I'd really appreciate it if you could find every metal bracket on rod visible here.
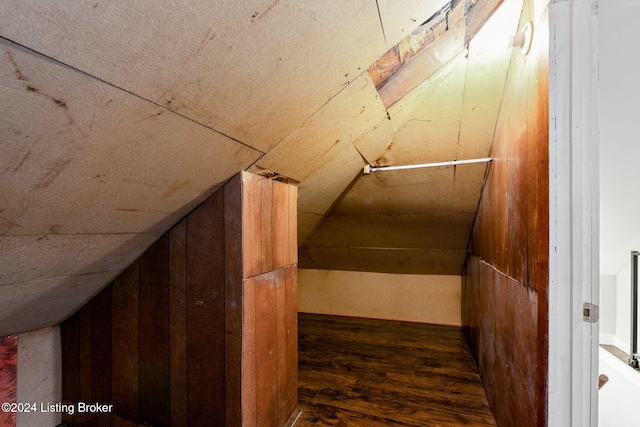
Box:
[630,251,640,369]
[363,157,492,174]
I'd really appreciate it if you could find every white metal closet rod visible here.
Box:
[363,157,492,174]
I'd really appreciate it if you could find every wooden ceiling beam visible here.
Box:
[371,0,505,109]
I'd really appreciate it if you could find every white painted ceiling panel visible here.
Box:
[388,52,468,134]
[299,2,521,275]
[297,144,364,216]
[305,213,475,249]
[256,73,388,182]
[351,115,396,165]
[0,271,120,337]
[452,163,490,214]
[376,0,451,48]
[297,212,325,247]
[302,246,468,275]
[456,0,524,160]
[387,119,460,166]
[1,201,206,236]
[1,41,260,235]
[0,0,524,333]
[0,0,388,151]
[0,233,160,286]
[333,168,455,215]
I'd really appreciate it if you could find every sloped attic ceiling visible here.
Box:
[299,0,524,274]
[0,0,522,336]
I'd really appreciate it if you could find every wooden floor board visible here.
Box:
[296,314,496,426]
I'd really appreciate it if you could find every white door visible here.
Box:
[548,0,600,426]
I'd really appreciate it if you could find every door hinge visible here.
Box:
[583,302,599,323]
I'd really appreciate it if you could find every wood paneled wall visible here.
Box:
[0,335,17,427]
[61,171,298,427]
[462,5,549,427]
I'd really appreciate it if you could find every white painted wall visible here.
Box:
[598,1,640,424]
[599,275,617,338]
[16,326,62,427]
[599,272,632,352]
[599,346,640,426]
[599,0,640,277]
[615,265,633,353]
[598,0,640,353]
[298,269,461,326]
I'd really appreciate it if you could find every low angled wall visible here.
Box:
[299,269,461,326]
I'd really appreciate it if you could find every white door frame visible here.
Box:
[548,0,600,426]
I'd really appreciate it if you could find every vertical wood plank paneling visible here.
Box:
[110,414,138,427]
[505,59,530,283]
[462,6,549,427]
[241,278,257,427]
[275,267,288,423]
[526,60,542,292]
[472,166,493,264]
[78,302,96,426]
[468,256,537,427]
[91,286,112,427]
[111,261,139,421]
[61,311,81,404]
[243,172,263,278]
[223,173,244,426]
[489,129,508,271]
[261,178,274,273]
[243,266,297,427]
[289,184,298,265]
[61,171,298,427]
[79,303,92,402]
[0,336,17,427]
[187,190,226,427]
[272,180,289,269]
[61,400,74,426]
[139,236,171,427]
[254,272,278,427]
[284,266,298,419]
[169,220,188,427]
[532,11,550,426]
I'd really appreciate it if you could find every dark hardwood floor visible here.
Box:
[296,314,496,427]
